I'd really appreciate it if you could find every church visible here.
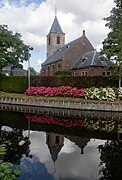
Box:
[41,14,112,76]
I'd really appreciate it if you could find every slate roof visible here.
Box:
[72,50,113,69]
[42,37,79,66]
[48,145,63,162]
[48,16,65,35]
[2,67,27,75]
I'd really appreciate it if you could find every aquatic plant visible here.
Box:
[0,144,21,180]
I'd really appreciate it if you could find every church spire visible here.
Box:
[46,9,65,58]
[48,16,65,35]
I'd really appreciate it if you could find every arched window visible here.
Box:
[52,64,55,70]
[48,37,50,45]
[47,66,50,76]
[57,36,60,44]
[56,136,59,144]
[58,62,61,69]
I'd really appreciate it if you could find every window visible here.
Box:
[47,135,50,143]
[57,36,60,44]
[52,64,55,70]
[73,72,77,76]
[103,71,106,76]
[66,45,70,48]
[81,71,87,76]
[107,71,111,76]
[58,63,61,69]
[57,49,61,52]
[103,71,111,76]
[56,136,59,144]
[48,37,50,45]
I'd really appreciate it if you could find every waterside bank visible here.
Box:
[0,94,122,112]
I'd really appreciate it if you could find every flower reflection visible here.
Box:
[26,114,85,128]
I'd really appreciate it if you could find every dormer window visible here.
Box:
[57,36,60,44]
[57,49,61,52]
[82,56,87,61]
[66,45,70,48]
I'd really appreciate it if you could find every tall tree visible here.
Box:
[29,66,37,75]
[102,0,122,87]
[0,25,32,75]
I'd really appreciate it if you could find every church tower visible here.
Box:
[46,132,64,172]
[46,13,65,58]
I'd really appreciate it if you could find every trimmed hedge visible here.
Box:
[0,75,119,93]
[0,76,28,93]
[31,75,119,88]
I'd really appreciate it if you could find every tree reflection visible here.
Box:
[98,140,122,180]
[0,127,31,164]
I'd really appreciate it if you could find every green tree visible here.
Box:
[54,69,72,76]
[29,66,37,75]
[0,25,31,75]
[102,0,122,87]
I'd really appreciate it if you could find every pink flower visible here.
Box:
[25,86,85,98]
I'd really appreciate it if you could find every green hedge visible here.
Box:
[0,76,28,93]
[0,75,119,93]
[31,75,119,88]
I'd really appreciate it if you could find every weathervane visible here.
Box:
[55,4,57,17]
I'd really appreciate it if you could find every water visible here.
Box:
[0,104,122,180]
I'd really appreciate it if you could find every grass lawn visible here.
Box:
[0,91,121,104]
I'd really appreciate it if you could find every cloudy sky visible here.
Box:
[0,0,114,72]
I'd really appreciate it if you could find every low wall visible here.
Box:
[1,103,122,120]
[0,97,122,112]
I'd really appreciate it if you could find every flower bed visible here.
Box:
[26,114,85,128]
[25,86,122,101]
[25,86,85,98]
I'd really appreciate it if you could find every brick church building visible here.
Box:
[41,15,112,76]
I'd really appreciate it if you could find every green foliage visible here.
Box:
[29,66,37,75]
[0,144,21,180]
[0,75,119,93]
[31,76,119,88]
[0,76,28,93]
[102,0,122,87]
[0,25,31,73]
[102,0,122,59]
[98,140,122,180]
[0,145,6,156]
[54,70,72,76]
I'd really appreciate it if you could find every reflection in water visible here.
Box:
[46,132,64,173]
[0,126,30,164]
[98,140,122,180]
[0,108,122,179]
[21,131,102,180]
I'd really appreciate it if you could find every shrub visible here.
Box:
[0,144,21,179]
[85,87,116,101]
[0,76,28,93]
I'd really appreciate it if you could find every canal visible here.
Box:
[0,104,122,180]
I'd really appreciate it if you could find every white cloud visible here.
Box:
[37,58,43,66]
[0,0,114,71]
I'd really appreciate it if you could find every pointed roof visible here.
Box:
[48,16,65,35]
[48,145,63,163]
[72,50,113,69]
[42,33,94,66]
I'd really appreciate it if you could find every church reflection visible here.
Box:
[1,108,122,180]
[66,135,90,154]
[46,132,64,164]
[46,131,90,167]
